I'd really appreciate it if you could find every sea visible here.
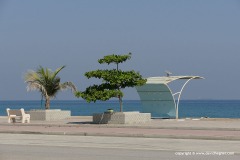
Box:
[1,100,240,118]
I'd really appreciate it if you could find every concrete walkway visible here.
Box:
[1,116,240,140]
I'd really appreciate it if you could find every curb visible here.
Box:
[1,123,240,131]
[1,130,240,141]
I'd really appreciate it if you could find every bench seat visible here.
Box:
[6,108,30,123]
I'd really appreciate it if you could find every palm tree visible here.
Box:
[24,66,77,109]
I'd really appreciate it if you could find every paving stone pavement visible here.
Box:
[1,116,240,140]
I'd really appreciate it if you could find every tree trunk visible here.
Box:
[119,95,123,112]
[45,96,50,109]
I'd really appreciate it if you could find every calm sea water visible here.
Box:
[1,100,240,118]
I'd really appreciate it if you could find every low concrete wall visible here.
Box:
[27,109,71,121]
[93,111,151,124]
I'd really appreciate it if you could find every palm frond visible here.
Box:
[60,82,77,93]
[52,66,65,80]
[24,66,75,109]
[26,81,48,97]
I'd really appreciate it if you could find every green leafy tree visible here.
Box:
[24,66,77,109]
[76,53,146,112]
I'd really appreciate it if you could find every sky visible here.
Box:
[0,0,240,100]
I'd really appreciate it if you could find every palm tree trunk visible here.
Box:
[45,96,50,109]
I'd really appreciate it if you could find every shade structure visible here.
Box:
[135,76,203,119]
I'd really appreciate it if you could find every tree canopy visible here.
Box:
[98,53,131,65]
[76,53,146,112]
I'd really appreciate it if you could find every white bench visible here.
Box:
[6,108,30,123]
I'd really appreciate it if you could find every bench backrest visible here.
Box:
[6,108,25,116]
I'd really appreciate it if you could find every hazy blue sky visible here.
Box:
[0,0,240,100]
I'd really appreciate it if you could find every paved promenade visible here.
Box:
[1,116,240,159]
[1,116,240,140]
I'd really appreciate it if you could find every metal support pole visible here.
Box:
[175,77,195,119]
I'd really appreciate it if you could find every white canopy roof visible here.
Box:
[146,76,204,84]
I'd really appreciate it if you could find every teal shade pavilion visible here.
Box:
[136,76,204,119]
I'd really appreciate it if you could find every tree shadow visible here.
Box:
[67,121,93,124]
